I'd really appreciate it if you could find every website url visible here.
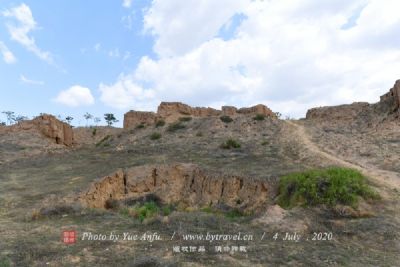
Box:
[181,232,253,243]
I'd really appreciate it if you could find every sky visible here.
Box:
[0,0,400,126]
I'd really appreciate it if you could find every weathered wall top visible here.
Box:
[124,102,276,128]
[380,79,400,112]
[7,114,74,146]
[306,79,400,121]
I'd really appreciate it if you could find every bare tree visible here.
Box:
[94,117,101,126]
[2,111,16,125]
[84,112,93,126]
[15,115,28,123]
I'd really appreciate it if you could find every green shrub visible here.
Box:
[92,128,97,136]
[135,201,159,222]
[220,115,233,123]
[179,116,192,122]
[261,140,269,146]
[253,114,266,121]
[277,167,379,208]
[95,135,112,147]
[167,122,186,132]
[220,138,241,149]
[149,132,161,140]
[136,123,146,129]
[196,132,203,137]
[155,120,166,127]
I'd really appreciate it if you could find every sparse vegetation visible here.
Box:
[155,119,165,127]
[253,114,266,121]
[15,115,28,123]
[196,132,203,137]
[136,123,146,129]
[84,112,93,126]
[149,132,161,140]
[179,116,192,122]
[220,115,233,123]
[92,128,97,136]
[167,122,186,132]
[0,256,11,267]
[96,135,112,147]
[2,111,15,125]
[261,140,269,146]
[225,208,245,220]
[118,201,174,222]
[161,205,173,216]
[277,167,379,208]
[200,206,213,213]
[220,138,241,149]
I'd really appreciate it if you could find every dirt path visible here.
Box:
[285,120,400,193]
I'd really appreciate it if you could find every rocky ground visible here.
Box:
[0,110,399,266]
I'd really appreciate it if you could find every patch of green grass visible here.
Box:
[220,139,241,149]
[179,116,192,122]
[253,114,266,121]
[200,206,214,213]
[225,209,245,220]
[277,167,379,208]
[95,135,112,147]
[155,120,165,127]
[167,122,186,132]
[220,115,233,123]
[119,207,130,217]
[149,132,161,140]
[0,256,11,267]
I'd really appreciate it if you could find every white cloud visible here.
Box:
[3,3,53,64]
[122,0,133,8]
[143,0,249,56]
[101,0,400,117]
[99,74,157,110]
[20,74,44,85]
[94,43,101,52]
[108,48,120,58]
[0,41,16,64]
[54,85,95,107]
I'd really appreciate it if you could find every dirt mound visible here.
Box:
[306,79,400,124]
[1,114,73,146]
[79,163,271,212]
[306,102,370,121]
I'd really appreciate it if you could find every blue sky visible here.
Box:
[1,0,400,126]
[0,0,153,126]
